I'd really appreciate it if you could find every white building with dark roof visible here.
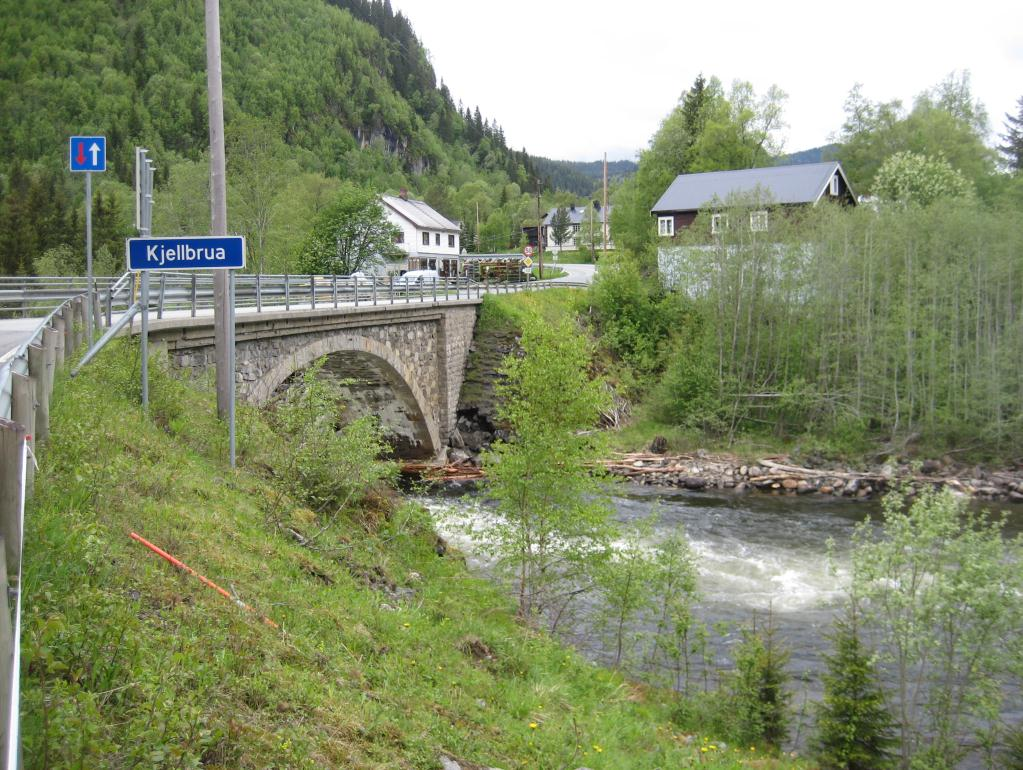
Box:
[381,190,460,275]
[539,202,613,253]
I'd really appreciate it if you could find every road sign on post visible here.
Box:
[126,236,246,271]
[69,136,106,172]
[523,245,534,258]
[69,135,106,343]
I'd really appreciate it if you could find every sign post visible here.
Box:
[126,235,245,460]
[69,135,106,342]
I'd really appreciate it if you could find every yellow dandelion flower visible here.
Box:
[529,722,538,729]
[593,745,603,753]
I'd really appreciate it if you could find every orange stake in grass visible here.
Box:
[129,531,279,629]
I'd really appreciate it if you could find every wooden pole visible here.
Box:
[536,182,543,281]
[42,327,58,398]
[28,344,48,444]
[53,316,66,368]
[10,373,34,498]
[205,0,231,423]
[0,418,25,584]
[61,304,73,359]
[602,152,608,256]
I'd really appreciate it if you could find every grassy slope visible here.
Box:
[20,340,801,769]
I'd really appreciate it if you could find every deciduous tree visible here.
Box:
[482,316,612,626]
[851,488,1023,769]
[297,184,402,275]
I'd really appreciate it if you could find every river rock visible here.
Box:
[449,448,472,465]
[920,458,943,474]
[820,485,833,495]
[797,480,815,494]
[739,465,748,476]
[782,478,799,490]
[1009,491,1023,503]
[683,476,707,490]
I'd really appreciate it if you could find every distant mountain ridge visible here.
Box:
[531,157,638,196]
[776,144,841,166]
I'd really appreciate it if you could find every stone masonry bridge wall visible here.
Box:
[143,301,480,458]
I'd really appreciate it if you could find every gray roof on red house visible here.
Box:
[382,194,460,231]
[650,161,854,213]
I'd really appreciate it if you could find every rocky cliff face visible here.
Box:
[446,324,519,465]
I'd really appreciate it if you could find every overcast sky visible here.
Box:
[390,0,1023,163]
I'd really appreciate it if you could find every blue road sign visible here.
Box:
[126,236,246,271]
[69,136,106,172]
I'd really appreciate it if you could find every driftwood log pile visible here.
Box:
[401,461,485,483]
[601,452,1023,503]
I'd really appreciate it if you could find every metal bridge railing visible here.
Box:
[0,285,95,770]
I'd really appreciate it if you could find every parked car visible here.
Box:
[395,269,440,286]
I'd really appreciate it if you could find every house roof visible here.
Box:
[650,162,853,213]
[382,194,460,232]
[543,204,612,226]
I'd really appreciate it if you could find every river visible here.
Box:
[420,482,1023,764]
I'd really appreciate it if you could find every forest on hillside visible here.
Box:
[0,0,591,275]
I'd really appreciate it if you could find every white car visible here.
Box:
[395,269,440,285]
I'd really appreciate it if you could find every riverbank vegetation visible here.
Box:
[22,341,807,769]
[597,72,1023,466]
[468,290,1023,768]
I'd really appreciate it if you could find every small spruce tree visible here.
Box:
[728,610,791,751]
[812,601,895,770]
[549,205,572,253]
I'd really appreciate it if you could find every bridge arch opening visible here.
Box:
[250,334,441,460]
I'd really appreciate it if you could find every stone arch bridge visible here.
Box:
[145,299,481,458]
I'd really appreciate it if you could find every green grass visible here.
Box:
[21,340,808,769]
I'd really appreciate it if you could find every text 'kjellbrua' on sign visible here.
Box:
[126,236,246,271]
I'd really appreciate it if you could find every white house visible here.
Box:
[540,202,613,253]
[381,190,461,276]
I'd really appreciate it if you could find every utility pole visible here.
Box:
[475,201,480,254]
[602,153,609,256]
[589,203,595,261]
[204,0,236,465]
[536,182,543,280]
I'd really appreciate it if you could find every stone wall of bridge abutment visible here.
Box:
[141,299,481,457]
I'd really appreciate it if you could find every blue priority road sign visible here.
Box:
[126,236,246,271]
[69,136,106,172]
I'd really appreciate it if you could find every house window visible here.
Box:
[434,233,441,246]
[830,175,840,196]
[711,213,727,234]
[422,231,430,246]
[657,216,674,237]
[394,231,404,245]
[448,234,455,248]
[750,210,769,232]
